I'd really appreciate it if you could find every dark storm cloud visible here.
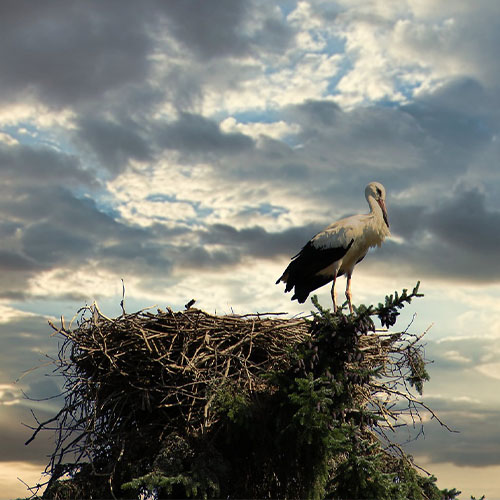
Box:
[402,82,493,158]
[161,0,294,60]
[170,224,320,270]
[73,111,258,175]
[287,97,427,157]
[387,204,426,241]
[21,222,94,267]
[0,0,293,114]
[370,186,500,283]
[207,136,311,188]
[146,223,321,273]
[415,77,494,119]
[254,16,296,54]
[385,337,500,468]
[287,99,343,130]
[0,0,155,107]
[0,142,93,187]
[200,223,324,259]
[284,77,495,193]
[161,0,250,59]
[0,183,173,299]
[156,113,255,154]
[400,402,500,467]
[0,404,54,464]
[177,245,241,270]
[0,313,58,383]
[75,116,152,173]
[0,250,38,272]
[100,240,173,278]
[427,187,500,255]
[0,185,122,239]
[0,140,109,296]
[401,381,500,468]
[112,222,327,275]
[0,300,77,467]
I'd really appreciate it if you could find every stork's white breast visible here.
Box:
[312,213,388,274]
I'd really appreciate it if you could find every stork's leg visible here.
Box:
[331,271,338,312]
[345,273,353,314]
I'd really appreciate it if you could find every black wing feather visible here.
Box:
[277,238,354,303]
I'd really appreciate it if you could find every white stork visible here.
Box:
[276,182,390,313]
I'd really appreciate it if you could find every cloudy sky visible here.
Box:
[1,0,500,497]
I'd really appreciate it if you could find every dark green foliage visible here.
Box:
[376,281,424,328]
[407,347,431,395]
[440,488,462,499]
[330,427,399,499]
[121,433,225,499]
[33,283,465,499]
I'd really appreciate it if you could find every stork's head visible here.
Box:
[365,182,389,228]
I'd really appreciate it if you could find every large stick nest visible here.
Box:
[27,296,442,496]
[30,306,313,489]
[63,306,310,431]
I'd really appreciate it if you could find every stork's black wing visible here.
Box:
[276,239,354,303]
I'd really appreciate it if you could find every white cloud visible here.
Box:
[220,117,300,141]
[332,11,440,106]
[476,363,500,380]
[0,304,49,324]
[424,285,500,341]
[287,1,325,31]
[335,0,410,19]
[0,101,75,129]
[0,132,18,145]
[200,52,342,115]
[0,383,21,406]
[107,159,211,228]
[106,155,310,233]
[316,0,500,107]
[442,350,471,364]
[169,258,308,316]
[27,266,124,302]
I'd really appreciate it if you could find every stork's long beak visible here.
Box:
[378,199,389,228]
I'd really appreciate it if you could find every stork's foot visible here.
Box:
[345,294,353,313]
[332,298,338,313]
[345,274,353,314]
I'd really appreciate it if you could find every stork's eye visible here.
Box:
[376,187,382,197]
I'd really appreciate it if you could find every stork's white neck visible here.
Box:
[367,195,381,216]
[367,195,390,233]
